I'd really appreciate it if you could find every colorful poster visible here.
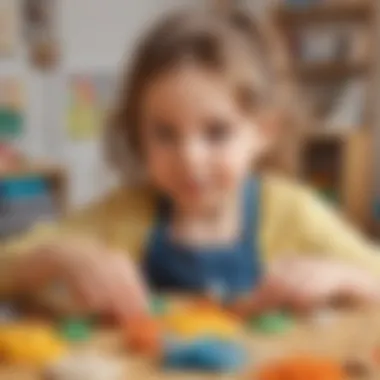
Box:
[0,0,18,56]
[67,74,114,141]
[0,78,24,140]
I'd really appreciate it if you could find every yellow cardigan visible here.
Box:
[1,175,379,295]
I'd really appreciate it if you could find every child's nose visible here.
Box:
[178,139,207,170]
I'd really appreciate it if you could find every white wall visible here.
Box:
[44,0,204,207]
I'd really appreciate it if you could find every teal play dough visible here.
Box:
[250,311,293,334]
[163,338,246,372]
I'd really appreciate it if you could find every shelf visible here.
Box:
[295,61,369,81]
[0,164,67,213]
[306,129,357,142]
[275,2,373,26]
[0,164,64,180]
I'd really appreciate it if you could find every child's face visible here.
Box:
[140,64,271,208]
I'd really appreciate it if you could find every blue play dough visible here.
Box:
[163,338,246,372]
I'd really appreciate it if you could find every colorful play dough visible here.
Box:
[125,316,163,357]
[257,356,345,380]
[0,323,67,367]
[163,338,246,372]
[250,312,293,334]
[59,318,92,342]
[163,305,240,340]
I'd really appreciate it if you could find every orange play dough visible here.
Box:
[257,356,345,380]
[125,316,163,357]
[163,303,240,340]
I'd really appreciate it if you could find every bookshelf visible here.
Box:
[215,0,376,231]
[0,164,67,239]
[271,1,377,232]
[274,1,372,25]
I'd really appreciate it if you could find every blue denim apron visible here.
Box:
[143,178,262,296]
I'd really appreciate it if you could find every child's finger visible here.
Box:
[65,251,112,312]
[249,276,289,314]
[103,253,149,322]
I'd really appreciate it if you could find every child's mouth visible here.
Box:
[181,179,206,196]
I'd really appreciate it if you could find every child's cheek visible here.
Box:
[216,145,254,189]
[146,151,175,191]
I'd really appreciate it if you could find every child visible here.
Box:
[2,8,380,321]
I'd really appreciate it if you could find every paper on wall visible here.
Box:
[67,74,114,141]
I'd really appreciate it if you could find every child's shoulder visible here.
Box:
[95,182,157,212]
[261,173,311,201]
[260,173,318,219]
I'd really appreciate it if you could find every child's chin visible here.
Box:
[181,192,219,207]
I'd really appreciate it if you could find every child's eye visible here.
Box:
[152,123,178,144]
[204,120,233,143]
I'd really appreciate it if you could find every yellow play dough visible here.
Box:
[163,305,240,340]
[0,323,67,367]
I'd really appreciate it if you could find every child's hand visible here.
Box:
[14,238,148,321]
[251,257,380,313]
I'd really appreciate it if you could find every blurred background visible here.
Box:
[0,0,379,241]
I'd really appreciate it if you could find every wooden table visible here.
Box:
[1,308,379,380]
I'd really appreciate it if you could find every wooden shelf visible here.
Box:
[275,2,373,26]
[0,164,67,214]
[0,164,64,180]
[295,61,369,81]
[306,129,352,142]
[270,0,376,232]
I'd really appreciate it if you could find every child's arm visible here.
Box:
[0,191,119,293]
[0,187,153,317]
[295,185,380,276]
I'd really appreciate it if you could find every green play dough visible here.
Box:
[150,295,167,316]
[59,318,92,341]
[250,312,293,334]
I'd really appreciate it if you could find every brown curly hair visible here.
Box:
[106,7,304,177]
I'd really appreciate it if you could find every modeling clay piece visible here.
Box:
[125,316,162,357]
[163,338,245,372]
[257,356,345,380]
[45,352,124,380]
[251,312,293,334]
[0,324,66,367]
[59,318,92,342]
[164,305,240,340]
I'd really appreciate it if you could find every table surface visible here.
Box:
[1,307,380,380]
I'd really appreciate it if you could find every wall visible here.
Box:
[41,0,204,207]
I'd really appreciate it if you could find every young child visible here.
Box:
[2,8,380,321]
